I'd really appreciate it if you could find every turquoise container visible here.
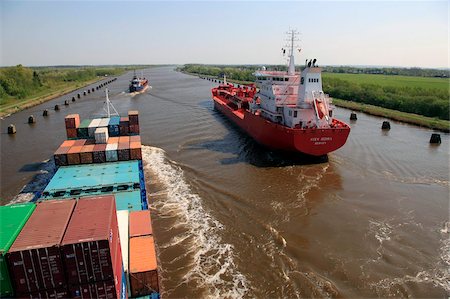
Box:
[115,190,143,212]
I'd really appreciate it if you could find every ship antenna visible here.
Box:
[286,29,299,75]
[104,88,119,117]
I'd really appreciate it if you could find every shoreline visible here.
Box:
[181,70,450,133]
[0,77,112,119]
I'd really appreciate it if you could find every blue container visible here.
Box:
[120,264,127,299]
[41,161,141,199]
[115,190,143,211]
[108,116,120,137]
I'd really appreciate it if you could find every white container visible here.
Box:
[117,210,129,273]
[105,143,118,161]
[98,117,110,128]
[94,127,109,144]
[88,118,102,137]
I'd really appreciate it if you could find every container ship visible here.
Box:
[1,94,159,298]
[129,73,149,93]
[211,30,350,157]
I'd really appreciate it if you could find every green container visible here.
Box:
[0,203,36,297]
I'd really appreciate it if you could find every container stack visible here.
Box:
[6,200,76,298]
[65,114,80,139]
[3,109,159,298]
[61,196,125,299]
[129,210,159,297]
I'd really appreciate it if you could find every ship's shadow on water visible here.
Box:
[194,101,328,167]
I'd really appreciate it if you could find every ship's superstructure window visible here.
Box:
[294,111,298,117]
[301,77,304,84]
[308,78,320,83]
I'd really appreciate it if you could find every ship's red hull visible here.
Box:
[213,95,350,156]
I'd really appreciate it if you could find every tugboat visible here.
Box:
[212,30,350,157]
[129,71,149,93]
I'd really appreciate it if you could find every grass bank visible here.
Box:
[0,77,107,118]
[332,98,449,132]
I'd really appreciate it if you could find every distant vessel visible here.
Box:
[212,30,350,156]
[129,71,149,93]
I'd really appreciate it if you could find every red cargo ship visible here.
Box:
[212,30,350,157]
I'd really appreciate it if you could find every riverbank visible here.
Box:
[0,77,110,118]
[182,71,449,133]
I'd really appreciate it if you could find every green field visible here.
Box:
[323,73,449,91]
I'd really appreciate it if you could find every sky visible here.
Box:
[0,1,448,68]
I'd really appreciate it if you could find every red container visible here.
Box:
[67,145,83,165]
[129,124,140,135]
[93,144,107,163]
[61,195,122,299]
[66,128,78,139]
[80,144,95,164]
[69,281,115,298]
[119,117,129,136]
[54,145,70,166]
[27,288,69,299]
[128,111,139,125]
[129,210,153,238]
[129,142,142,160]
[65,114,80,129]
[7,200,76,294]
[117,143,130,161]
[129,236,159,296]
[129,135,141,143]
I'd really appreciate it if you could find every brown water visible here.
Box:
[1,67,449,298]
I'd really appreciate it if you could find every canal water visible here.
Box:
[1,67,448,298]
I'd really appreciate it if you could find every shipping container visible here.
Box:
[118,143,130,161]
[62,140,77,147]
[0,203,36,297]
[61,196,122,299]
[69,280,116,299]
[117,210,129,275]
[95,127,109,144]
[106,143,119,162]
[54,145,70,166]
[130,142,142,160]
[74,139,87,147]
[66,128,78,139]
[65,114,80,129]
[128,111,139,125]
[129,236,159,297]
[42,161,141,200]
[88,118,102,137]
[80,144,95,164]
[98,117,111,128]
[26,288,69,299]
[77,119,92,139]
[118,136,130,143]
[115,191,143,212]
[129,135,141,143]
[108,137,120,144]
[108,116,121,137]
[129,210,153,238]
[93,144,107,163]
[7,200,76,294]
[67,145,83,165]
[119,117,129,135]
[129,124,140,135]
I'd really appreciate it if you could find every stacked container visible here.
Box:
[0,203,36,297]
[128,111,139,135]
[128,210,159,297]
[119,117,130,135]
[88,119,102,137]
[95,127,109,144]
[108,116,121,137]
[117,210,130,297]
[65,114,80,139]
[77,119,92,139]
[61,196,124,299]
[6,200,75,297]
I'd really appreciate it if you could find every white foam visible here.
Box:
[142,145,248,298]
